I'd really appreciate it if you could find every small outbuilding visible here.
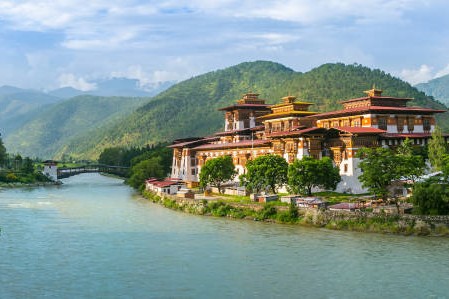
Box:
[296,197,326,209]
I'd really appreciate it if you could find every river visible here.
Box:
[0,173,448,298]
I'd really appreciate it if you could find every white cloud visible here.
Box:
[399,63,449,85]
[58,73,96,91]
[434,64,449,79]
[186,0,422,24]
[253,33,298,45]
[62,30,138,50]
[400,65,433,85]
[110,65,152,88]
[0,0,447,90]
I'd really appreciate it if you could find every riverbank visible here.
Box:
[0,180,61,188]
[142,190,449,237]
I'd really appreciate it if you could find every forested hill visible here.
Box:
[21,61,449,160]
[4,95,147,158]
[416,74,449,106]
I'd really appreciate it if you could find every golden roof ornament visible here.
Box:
[363,84,383,97]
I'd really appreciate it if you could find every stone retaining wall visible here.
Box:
[148,191,449,234]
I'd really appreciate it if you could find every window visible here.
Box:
[352,119,361,127]
[407,118,414,132]
[423,118,431,132]
[397,122,404,133]
[378,118,387,130]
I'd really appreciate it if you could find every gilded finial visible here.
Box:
[364,84,382,97]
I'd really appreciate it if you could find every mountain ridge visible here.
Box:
[53,61,448,160]
[415,74,449,106]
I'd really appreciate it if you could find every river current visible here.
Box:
[0,173,448,298]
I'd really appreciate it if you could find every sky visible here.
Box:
[0,0,448,91]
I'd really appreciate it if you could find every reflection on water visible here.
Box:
[0,173,448,298]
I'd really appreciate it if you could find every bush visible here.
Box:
[5,173,18,182]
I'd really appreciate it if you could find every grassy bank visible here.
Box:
[142,191,449,237]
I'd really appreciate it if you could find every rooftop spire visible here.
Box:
[363,85,383,97]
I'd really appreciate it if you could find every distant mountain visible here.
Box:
[53,61,448,160]
[0,87,61,135]
[4,95,147,159]
[48,78,175,98]
[415,74,449,105]
[0,85,30,96]
[0,78,173,140]
[48,87,85,99]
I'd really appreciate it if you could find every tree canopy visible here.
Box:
[287,156,340,196]
[199,156,237,193]
[357,146,426,199]
[411,177,449,215]
[395,138,426,183]
[0,137,7,167]
[428,126,448,171]
[127,157,165,189]
[240,154,288,194]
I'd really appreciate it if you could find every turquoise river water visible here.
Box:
[0,173,449,298]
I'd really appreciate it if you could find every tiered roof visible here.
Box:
[193,139,271,150]
[258,95,318,120]
[313,88,446,119]
[218,93,271,111]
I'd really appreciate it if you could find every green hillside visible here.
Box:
[4,95,147,158]
[0,90,61,135]
[56,61,448,160]
[5,61,447,160]
[416,74,449,105]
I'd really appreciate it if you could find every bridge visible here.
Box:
[57,165,130,179]
[43,162,129,180]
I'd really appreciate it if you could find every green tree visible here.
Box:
[240,154,288,194]
[199,156,237,193]
[21,157,35,174]
[0,137,6,167]
[98,147,125,166]
[411,178,449,215]
[287,156,340,196]
[442,154,449,178]
[428,126,448,171]
[127,157,165,189]
[396,138,426,183]
[357,147,399,199]
[396,138,414,156]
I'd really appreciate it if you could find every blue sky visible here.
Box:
[0,0,448,90]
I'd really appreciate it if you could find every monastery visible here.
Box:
[169,88,446,193]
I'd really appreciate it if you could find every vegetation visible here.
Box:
[287,156,340,196]
[142,190,449,236]
[357,147,426,200]
[127,157,165,189]
[4,95,146,159]
[20,61,447,160]
[411,177,449,215]
[98,144,171,169]
[395,138,426,183]
[240,154,288,194]
[416,73,449,105]
[428,126,448,171]
[0,137,51,185]
[199,156,237,193]
[96,144,172,189]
